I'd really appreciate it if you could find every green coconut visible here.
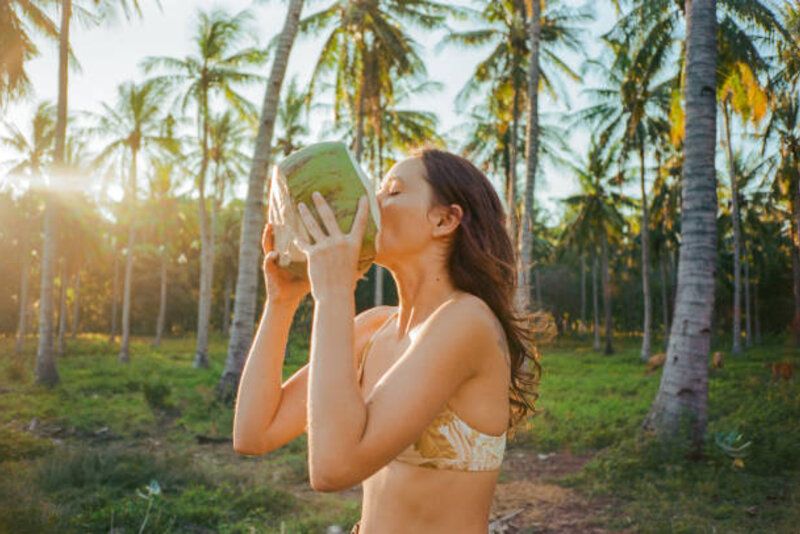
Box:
[267,141,381,281]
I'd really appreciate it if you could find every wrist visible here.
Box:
[313,288,355,305]
[267,294,303,309]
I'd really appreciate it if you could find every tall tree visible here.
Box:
[142,7,267,368]
[560,139,633,354]
[36,0,152,385]
[642,0,718,451]
[273,77,308,157]
[217,0,305,403]
[92,79,169,362]
[442,0,587,259]
[1,102,54,354]
[187,110,249,359]
[573,33,674,362]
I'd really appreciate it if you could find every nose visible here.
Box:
[375,187,387,209]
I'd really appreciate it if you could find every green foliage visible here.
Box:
[142,376,173,411]
[1,329,798,532]
[536,338,800,533]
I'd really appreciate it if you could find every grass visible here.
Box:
[0,331,798,533]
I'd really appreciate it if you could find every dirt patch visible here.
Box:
[489,448,626,533]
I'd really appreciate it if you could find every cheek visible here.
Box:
[378,202,430,252]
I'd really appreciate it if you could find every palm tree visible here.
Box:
[561,140,633,354]
[573,33,674,362]
[642,0,718,451]
[0,1,59,106]
[91,79,169,363]
[147,158,181,347]
[1,102,54,355]
[649,147,682,350]
[218,0,305,403]
[36,0,152,386]
[761,90,799,345]
[274,77,308,157]
[519,0,592,312]
[441,0,587,263]
[141,7,268,368]
[186,110,250,360]
[718,51,769,355]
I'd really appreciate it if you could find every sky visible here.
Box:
[1,0,617,218]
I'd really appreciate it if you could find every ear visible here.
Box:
[431,203,463,239]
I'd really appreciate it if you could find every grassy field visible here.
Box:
[0,332,798,533]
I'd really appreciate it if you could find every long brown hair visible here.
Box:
[414,146,549,439]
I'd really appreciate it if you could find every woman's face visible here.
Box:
[373,156,459,266]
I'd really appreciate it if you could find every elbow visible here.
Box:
[309,463,353,493]
[232,434,267,456]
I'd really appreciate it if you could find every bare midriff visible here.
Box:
[357,459,499,533]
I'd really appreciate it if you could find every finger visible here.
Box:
[264,251,278,267]
[312,191,343,237]
[292,236,310,255]
[297,201,326,243]
[266,223,274,250]
[348,196,369,241]
[261,223,269,254]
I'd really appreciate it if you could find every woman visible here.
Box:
[233,148,542,533]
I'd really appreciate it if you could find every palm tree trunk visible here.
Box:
[218,0,304,403]
[517,0,541,313]
[154,250,168,347]
[580,253,587,329]
[36,0,71,387]
[660,251,671,351]
[639,142,652,362]
[70,271,80,338]
[602,235,614,355]
[592,253,601,351]
[15,239,31,355]
[56,259,67,357]
[509,83,520,250]
[222,270,232,336]
[754,275,761,344]
[743,247,752,348]
[642,0,717,452]
[722,101,742,354]
[109,239,120,342]
[534,268,542,307]
[194,148,213,368]
[118,148,138,363]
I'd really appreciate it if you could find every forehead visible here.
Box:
[381,156,426,187]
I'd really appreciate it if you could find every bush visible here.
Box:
[143,378,172,411]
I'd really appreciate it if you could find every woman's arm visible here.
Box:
[232,294,302,455]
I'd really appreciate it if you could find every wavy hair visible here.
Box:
[413,146,550,439]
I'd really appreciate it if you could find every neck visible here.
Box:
[384,257,461,340]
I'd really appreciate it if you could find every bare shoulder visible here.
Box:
[450,293,511,369]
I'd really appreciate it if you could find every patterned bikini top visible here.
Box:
[357,310,506,472]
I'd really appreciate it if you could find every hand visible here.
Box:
[293,191,371,302]
[262,221,311,304]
